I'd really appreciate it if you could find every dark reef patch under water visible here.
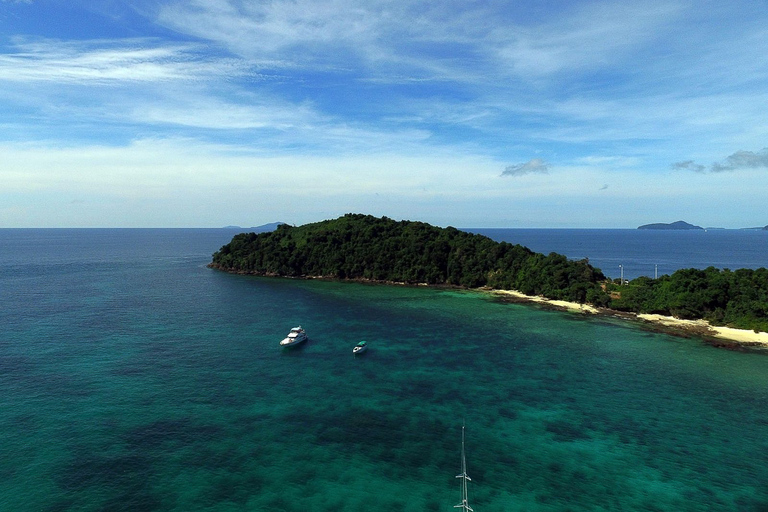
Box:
[2,229,768,511]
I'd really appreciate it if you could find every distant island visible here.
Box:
[223,222,285,232]
[210,214,768,339]
[638,221,768,230]
[638,221,703,230]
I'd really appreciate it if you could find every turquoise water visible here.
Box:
[2,230,768,511]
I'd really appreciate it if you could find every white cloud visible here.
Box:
[3,0,768,227]
[711,149,768,172]
[157,0,684,79]
[674,148,768,173]
[154,0,687,84]
[1,136,536,226]
[156,0,384,67]
[575,155,641,167]
[493,1,684,77]
[3,137,768,228]
[128,94,318,130]
[0,38,247,84]
[501,158,551,177]
[0,137,501,198]
[671,160,706,173]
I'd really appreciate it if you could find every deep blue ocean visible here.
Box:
[472,228,768,280]
[2,228,768,511]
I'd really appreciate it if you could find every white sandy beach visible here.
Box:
[491,289,768,346]
[637,314,768,346]
[492,289,600,314]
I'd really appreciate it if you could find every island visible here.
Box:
[210,214,607,304]
[210,214,768,344]
[223,222,285,232]
[638,221,704,230]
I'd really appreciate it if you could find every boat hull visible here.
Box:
[280,327,308,348]
[280,334,308,347]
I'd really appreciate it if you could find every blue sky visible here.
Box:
[1,0,767,227]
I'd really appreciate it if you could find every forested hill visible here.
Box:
[210,214,608,304]
[211,214,768,333]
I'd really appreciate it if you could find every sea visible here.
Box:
[1,228,768,512]
[469,228,768,280]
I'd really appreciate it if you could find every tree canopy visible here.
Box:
[607,267,768,332]
[210,213,768,333]
[210,213,608,304]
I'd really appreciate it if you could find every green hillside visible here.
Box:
[607,268,768,332]
[210,213,608,304]
[211,213,768,334]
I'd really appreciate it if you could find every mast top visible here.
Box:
[454,424,474,511]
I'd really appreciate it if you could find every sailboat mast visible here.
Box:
[454,424,474,511]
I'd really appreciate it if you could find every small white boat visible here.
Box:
[353,340,368,354]
[280,326,308,347]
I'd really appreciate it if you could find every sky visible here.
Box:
[1,0,767,228]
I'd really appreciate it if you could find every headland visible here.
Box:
[491,288,768,348]
[211,214,768,349]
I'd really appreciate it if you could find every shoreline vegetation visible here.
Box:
[490,289,768,348]
[209,214,768,349]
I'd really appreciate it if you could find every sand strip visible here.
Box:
[638,314,768,346]
[491,289,599,314]
[489,289,768,347]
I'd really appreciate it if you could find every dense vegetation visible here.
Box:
[607,268,768,332]
[211,213,768,334]
[210,214,608,304]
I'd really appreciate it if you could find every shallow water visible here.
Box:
[1,229,767,511]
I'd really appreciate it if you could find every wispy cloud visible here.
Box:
[671,160,706,173]
[154,0,686,83]
[0,137,503,203]
[501,158,550,177]
[673,148,768,173]
[0,38,246,84]
[494,1,684,77]
[156,0,390,68]
[127,94,319,130]
[3,0,768,227]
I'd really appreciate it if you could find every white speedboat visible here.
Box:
[280,326,308,347]
[353,340,368,354]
